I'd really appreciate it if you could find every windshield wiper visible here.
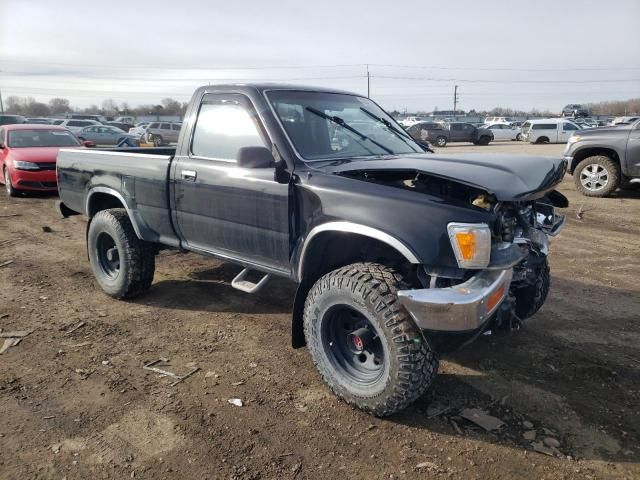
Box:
[359,107,419,151]
[305,106,393,155]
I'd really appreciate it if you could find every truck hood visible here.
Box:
[577,126,631,135]
[316,153,568,201]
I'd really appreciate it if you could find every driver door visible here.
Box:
[172,93,291,273]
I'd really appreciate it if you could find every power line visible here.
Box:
[2,57,639,72]
[373,75,640,84]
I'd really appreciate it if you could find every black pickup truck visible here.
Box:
[57,84,567,416]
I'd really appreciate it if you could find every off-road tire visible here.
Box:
[573,155,620,197]
[303,262,438,417]
[435,136,447,147]
[514,257,550,319]
[87,208,155,299]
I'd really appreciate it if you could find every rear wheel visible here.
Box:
[152,135,163,147]
[516,133,522,141]
[573,155,620,197]
[535,136,549,144]
[303,262,438,417]
[479,135,491,145]
[87,208,155,299]
[4,167,18,197]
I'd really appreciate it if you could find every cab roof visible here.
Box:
[195,83,360,97]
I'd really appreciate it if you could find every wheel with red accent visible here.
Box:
[303,262,438,417]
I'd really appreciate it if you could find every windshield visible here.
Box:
[8,129,81,148]
[267,90,423,161]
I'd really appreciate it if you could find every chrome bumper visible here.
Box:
[397,269,513,332]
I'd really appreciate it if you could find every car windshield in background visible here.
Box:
[267,90,422,161]
[8,129,81,148]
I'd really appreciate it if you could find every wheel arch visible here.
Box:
[291,223,420,348]
[569,147,620,174]
[86,187,144,240]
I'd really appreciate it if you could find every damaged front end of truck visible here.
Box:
[329,157,568,350]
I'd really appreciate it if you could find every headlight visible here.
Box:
[447,223,491,269]
[13,161,40,171]
[568,135,581,144]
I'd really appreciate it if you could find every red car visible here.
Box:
[0,124,83,196]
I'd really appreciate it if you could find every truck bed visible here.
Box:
[57,147,180,247]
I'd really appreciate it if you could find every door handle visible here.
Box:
[181,170,197,181]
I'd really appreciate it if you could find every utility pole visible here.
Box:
[0,88,4,113]
[453,85,459,116]
[366,64,370,98]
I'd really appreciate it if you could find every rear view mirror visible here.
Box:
[237,146,275,168]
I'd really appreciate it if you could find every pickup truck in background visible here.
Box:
[564,119,640,197]
[406,121,493,147]
[56,84,567,416]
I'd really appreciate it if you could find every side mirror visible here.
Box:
[83,140,95,148]
[237,146,275,168]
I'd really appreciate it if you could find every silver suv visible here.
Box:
[145,122,182,145]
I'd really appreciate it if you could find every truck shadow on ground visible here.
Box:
[140,262,296,315]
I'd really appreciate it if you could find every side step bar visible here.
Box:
[231,268,270,294]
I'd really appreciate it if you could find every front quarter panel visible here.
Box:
[293,170,492,273]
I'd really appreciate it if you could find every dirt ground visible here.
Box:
[1,142,638,480]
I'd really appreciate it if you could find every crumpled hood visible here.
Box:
[317,153,568,201]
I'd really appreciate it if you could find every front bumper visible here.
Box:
[10,168,58,191]
[397,268,513,332]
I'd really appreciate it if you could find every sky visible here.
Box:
[0,0,639,113]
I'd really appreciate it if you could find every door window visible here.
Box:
[563,122,579,131]
[191,95,265,161]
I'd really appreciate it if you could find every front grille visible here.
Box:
[17,181,57,189]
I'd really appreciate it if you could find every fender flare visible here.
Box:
[85,186,145,239]
[296,221,420,282]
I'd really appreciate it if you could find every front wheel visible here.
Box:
[435,136,447,147]
[573,156,620,197]
[516,133,522,141]
[87,208,155,299]
[4,167,18,197]
[303,263,438,417]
